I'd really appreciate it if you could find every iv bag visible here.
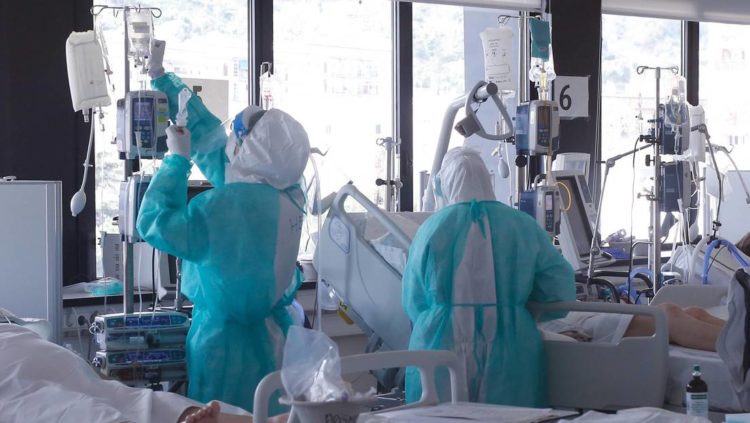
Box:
[66,31,111,112]
[480,27,514,93]
[125,8,154,65]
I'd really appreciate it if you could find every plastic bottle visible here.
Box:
[686,365,709,418]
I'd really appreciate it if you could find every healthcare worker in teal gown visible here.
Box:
[137,40,310,412]
[403,147,575,407]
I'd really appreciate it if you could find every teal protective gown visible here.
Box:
[137,73,305,412]
[402,200,575,407]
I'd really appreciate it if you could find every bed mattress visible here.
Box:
[666,345,742,412]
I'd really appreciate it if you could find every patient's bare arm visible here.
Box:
[178,401,289,423]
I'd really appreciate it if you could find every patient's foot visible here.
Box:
[182,401,221,423]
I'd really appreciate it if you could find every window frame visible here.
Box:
[90,1,709,279]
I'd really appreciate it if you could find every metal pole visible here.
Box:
[588,164,610,279]
[517,12,530,201]
[385,138,394,212]
[122,7,135,315]
[651,69,663,291]
[174,258,184,312]
[702,166,710,237]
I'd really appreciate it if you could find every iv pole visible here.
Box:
[91,5,162,314]
[635,65,679,291]
[587,144,652,279]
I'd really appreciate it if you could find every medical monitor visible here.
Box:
[553,153,590,181]
[555,174,594,258]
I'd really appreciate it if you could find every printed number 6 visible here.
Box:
[560,84,572,111]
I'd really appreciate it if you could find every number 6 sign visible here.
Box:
[552,76,589,119]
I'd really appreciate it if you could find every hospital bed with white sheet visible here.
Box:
[315,184,679,410]
[315,184,430,355]
[539,284,746,414]
[650,284,745,413]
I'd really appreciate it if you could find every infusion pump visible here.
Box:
[117,90,169,160]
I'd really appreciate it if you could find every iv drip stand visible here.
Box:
[636,65,678,292]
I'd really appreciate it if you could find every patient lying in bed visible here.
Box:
[540,303,726,352]
[0,325,287,423]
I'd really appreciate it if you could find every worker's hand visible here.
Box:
[147,39,166,79]
[166,125,191,159]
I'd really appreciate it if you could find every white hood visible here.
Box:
[434,147,495,209]
[225,107,310,190]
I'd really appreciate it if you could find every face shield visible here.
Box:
[224,105,265,163]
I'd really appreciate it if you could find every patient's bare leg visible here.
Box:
[178,401,289,423]
[684,306,726,328]
[625,304,721,352]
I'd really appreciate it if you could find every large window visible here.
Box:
[699,22,750,169]
[699,22,750,241]
[412,5,520,210]
[94,1,248,275]
[412,4,465,209]
[600,15,682,238]
[274,0,393,209]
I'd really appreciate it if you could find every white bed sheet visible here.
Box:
[0,325,251,422]
[0,325,197,423]
[666,345,742,412]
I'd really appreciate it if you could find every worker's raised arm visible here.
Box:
[136,152,208,263]
[148,40,227,187]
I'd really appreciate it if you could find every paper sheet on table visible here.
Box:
[357,402,578,423]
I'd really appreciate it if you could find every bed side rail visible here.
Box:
[528,301,669,411]
[331,184,412,250]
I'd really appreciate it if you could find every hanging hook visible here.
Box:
[636,65,679,75]
[497,13,543,26]
[90,5,107,16]
[498,15,512,26]
[89,4,162,19]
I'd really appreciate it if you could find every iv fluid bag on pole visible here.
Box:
[125,8,154,65]
[66,31,111,112]
[480,27,515,93]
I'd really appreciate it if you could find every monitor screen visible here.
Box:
[556,175,594,257]
[132,98,154,123]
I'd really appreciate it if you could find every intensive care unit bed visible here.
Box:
[314,183,750,414]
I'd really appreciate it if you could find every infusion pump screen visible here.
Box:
[133,99,154,123]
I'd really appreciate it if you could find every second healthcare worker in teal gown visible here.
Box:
[402,147,576,407]
[136,40,310,413]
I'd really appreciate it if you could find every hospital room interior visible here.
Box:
[5,0,750,422]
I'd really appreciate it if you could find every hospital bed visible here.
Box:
[0,308,53,341]
[315,184,676,410]
[650,284,743,412]
[538,284,744,413]
[315,184,430,354]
